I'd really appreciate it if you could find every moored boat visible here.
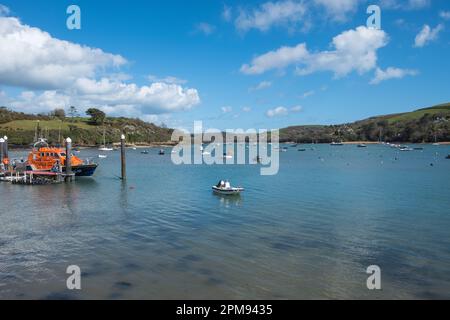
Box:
[27,139,97,177]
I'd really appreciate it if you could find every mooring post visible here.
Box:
[121,134,126,180]
[3,136,9,171]
[0,138,4,167]
[65,137,73,182]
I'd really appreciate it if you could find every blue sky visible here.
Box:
[0,0,449,130]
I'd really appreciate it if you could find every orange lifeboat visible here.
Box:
[27,139,97,176]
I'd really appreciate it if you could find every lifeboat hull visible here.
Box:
[63,164,98,177]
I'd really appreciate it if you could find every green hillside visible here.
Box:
[280,103,450,143]
[0,107,173,146]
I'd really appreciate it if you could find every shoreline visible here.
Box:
[7,141,450,150]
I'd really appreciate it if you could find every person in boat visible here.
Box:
[216,180,225,188]
[224,180,231,189]
[51,160,60,173]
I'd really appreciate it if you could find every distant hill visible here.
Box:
[280,103,450,143]
[0,107,173,146]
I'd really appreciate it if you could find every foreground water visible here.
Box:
[0,144,450,299]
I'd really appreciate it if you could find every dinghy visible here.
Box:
[212,180,244,195]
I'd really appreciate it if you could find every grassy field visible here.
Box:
[386,104,450,123]
[0,119,92,130]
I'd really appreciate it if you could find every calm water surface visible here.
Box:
[1,144,450,299]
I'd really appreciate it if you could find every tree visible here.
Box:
[86,108,106,125]
[68,106,78,121]
[52,108,66,120]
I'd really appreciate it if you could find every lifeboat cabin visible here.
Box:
[27,139,97,177]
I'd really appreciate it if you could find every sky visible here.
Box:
[0,0,449,130]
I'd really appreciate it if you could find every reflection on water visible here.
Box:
[1,145,450,299]
[213,193,243,208]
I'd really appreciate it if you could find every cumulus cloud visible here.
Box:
[0,16,201,117]
[266,105,301,117]
[221,106,233,113]
[370,67,418,84]
[194,22,216,35]
[241,43,308,75]
[73,78,200,113]
[235,0,307,32]
[241,26,388,78]
[313,0,359,21]
[0,17,126,90]
[414,24,444,47]
[147,75,187,84]
[266,106,288,117]
[0,4,10,16]
[440,11,450,20]
[249,80,272,91]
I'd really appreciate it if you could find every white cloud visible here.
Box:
[249,80,272,91]
[266,105,302,117]
[370,67,418,84]
[0,17,201,117]
[414,24,444,47]
[290,105,303,112]
[148,75,187,84]
[313,0,359,21]
[194,22,216,35]
[379,0,430,10]
[0,17,126,90]
[406,0,430,9]
[242,106,252,112]
[440,11,450,20]
[266,106,288,117]
[301,90,315,98]
[1,78,200,116]
[221,106,233,113]
[0,4,10,16]
[241,43,308,75]
[235,0,307,32]
[73,78,200,113]
[241,26,388,78]
[222,5,232,22]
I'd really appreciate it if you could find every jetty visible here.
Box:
[0,170,74,185]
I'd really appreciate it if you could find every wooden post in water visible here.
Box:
[120,134,126,180]
[0,138,4,169]
[3,136,9,171]
[65,137,73,182]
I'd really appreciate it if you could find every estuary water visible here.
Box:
[1,144,450,299]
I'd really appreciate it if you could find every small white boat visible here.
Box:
[212,181,244,195]
[98,147,113,151]
[98,154,107,159]
[212,186,244,195]
[99,128,113,151]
